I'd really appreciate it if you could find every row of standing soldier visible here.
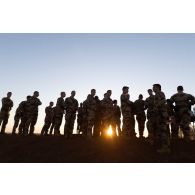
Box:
[0,85,195,153]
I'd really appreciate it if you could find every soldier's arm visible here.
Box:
[189,94,195,105]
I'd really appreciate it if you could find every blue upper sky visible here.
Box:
[0,34,195,132]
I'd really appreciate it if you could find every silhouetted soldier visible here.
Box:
[85,89,96,137]
[121,87,136,138]
[49,106,56,135]
[93,96,102,137]
[18,96,31,135]
[145,89,155,142]
[0,92,13,134]
[82,99,89,135]
[153,84,170,154]
[170,86,195,140]
[12,103,24,134]
[77,103,83,134]
[41,102,54,136]
[101,90,114,136]
[134,94,146,138]
[166,99,177,139]
[112,100,122,136]
[54,92,66,135]
[64,91,78,138]
[24,91,42,135]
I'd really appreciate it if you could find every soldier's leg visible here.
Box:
[111,122,117,137]
[49,120,55,135]
[70,115,76,135]
[29,115,38,135]
[12,119,20,134]
[116,119,122,136]
[181,113,191,140]
[54,116,62,135]
[64,114,71,137]
[129,116,136,138]
[1,115,9,134]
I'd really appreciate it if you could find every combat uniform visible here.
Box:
[85,95,96,136]
[41,106,54,135]
[134,99,146,138]
[64,97,78,137]
[0,97,13,134]
[101,97,113,136]
[111,104,122,136]
[54,97,65,135]
[121,94,136,137]
[24,96,42,135]
[170,93,195,139]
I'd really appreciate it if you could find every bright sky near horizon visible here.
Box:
[0,33,195,133]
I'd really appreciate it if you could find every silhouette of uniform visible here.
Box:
[41,106,54,135]
[93,97,102,137]
[85,95,97,136]
[82,100,89,135]
[54,97,65,135]
[24,96,42,135]
[19,98,31,135]
[134,99,146,138]
[12,104,23,134]
[77,104,84,134]
[145,94,155,139]
[121,94,136,137]
[0,97,13,134]
[153,91,170,149]
[166,99,177,138]
[101,96,113,136]
[49,106,56,135]
[170,93,195,139]
[64,96,78,137]
[112,103,122,136]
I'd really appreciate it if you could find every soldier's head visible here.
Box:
[49,101,54,107]
[113,100,117,105]
[61,92,66,98]
[107,90,112,98]
[153,84,161,93]
[122,86,129,94]
[139,94,143,100]
[148,89,153,96]
[95,96,99,101]
[91,89,96,97]
[71,91,76,97]
[33,91,39,97]
[7,92,12,98]
[27,96,31,101]
[177,86,184,93]
[167,99,172,105]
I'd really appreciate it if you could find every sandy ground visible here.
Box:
[0,134,195,163]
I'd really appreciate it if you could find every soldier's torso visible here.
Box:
[56,97,65,115]
[1,97,13,112]
[65,97,78,114]
[113,105,121,120]
[134,99,145,115]
[29,97,41,114]
[171,93,193,113]
[120,94,133,114]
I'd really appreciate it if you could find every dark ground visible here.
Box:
[0,134,195,163]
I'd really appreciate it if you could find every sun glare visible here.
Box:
[107,126,113,137]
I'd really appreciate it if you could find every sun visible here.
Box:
[107,126,113,137]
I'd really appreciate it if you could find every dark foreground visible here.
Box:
[0,134,195,163]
